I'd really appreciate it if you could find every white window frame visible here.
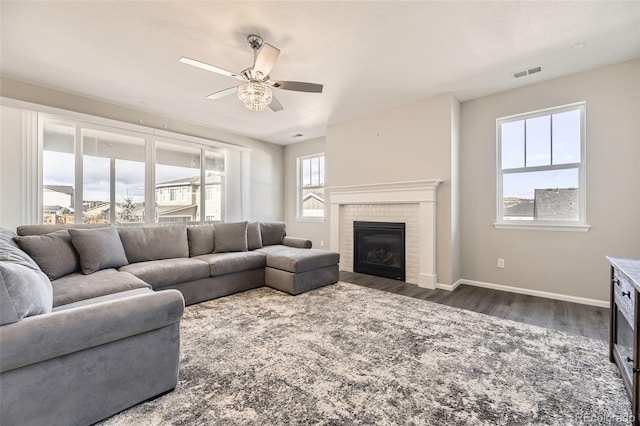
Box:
[296,153,325,222]
[495,102,590,232]
[37,112,231,225]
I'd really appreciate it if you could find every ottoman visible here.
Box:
[256,246,340,295]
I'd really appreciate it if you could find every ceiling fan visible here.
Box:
[179,35,323,112]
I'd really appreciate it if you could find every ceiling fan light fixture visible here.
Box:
[237,80,272,112]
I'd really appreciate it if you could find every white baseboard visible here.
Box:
[435,280,462,291]
[456,279,609,308]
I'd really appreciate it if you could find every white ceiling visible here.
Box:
[1,1,639,145]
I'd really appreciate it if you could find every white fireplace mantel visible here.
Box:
[327,180,443,289]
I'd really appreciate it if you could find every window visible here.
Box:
[81,128,145,224]
[41,120,75,224]
[496,103,587,229]
[297,153,325,219]
[39,114,229,225]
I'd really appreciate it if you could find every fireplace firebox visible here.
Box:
[353,221,406,281]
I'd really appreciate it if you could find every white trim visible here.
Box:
[297,152,325,220]
[496,102,587,227]
[418,273,438,289]
[435,279,462,291]
[328,180,443,290]
[459,278,608,308]
[327,180,443,203]
[493,223,591,232]
[295,217,325,223]
[2,97,250,153]
[22,111,38,225]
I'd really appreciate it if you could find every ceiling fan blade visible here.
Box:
[271,81,323,93]
[179,57,243,80]
[253,43,280,77]
[206,87,238,100]
[269,96,284,112]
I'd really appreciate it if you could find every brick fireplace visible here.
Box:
[328,180,443,289]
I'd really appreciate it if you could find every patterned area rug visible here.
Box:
[101,282,631,425]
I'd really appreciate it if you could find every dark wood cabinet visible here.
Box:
[608,256,640,425]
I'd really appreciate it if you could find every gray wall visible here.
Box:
[460,59,640,302]
[0,77,284,229]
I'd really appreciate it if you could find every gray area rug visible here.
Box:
[102,282,631,425]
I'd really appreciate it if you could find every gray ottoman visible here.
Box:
[256,246,340,295]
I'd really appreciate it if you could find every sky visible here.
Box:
[43,152,199,204]
[501,109,580,199]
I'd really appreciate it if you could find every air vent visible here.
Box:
[513,66,543,79]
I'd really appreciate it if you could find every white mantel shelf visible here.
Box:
[327,180,443,204]
[327,179,443,289]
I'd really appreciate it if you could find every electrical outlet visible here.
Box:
[497,258,505,269]
[320,240,324,247]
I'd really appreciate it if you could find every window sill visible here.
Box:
[296,216,325,223]
[493,222,591,232]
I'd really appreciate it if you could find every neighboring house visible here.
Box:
[503,197,534,220]
[503,188,578,221]
[534,188,579,221]
[43,185,74,208]
[302,191,324,218]
[42,185,74,224]
[82,202,111,224]
[155,173,222,222]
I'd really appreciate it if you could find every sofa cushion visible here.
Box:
[118,226,189,263]
[51,269,151,308]
[194,251,266,276]
[53,288,152,312]
[13,230,79,280]
[68,227,129,274]
[16,223,109,236]
[282,236,313,249]
[260,222,286,246]
[0,262,53,325]
[0,228,40,271]
[255,246,340,274]
[0,228,52,325]
[247,222,263,250]
[187,225,215,257]
[119,258,210,289]
[214,221,248,253]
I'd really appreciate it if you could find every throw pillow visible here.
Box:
[259,222,287,246]
[247,222,263,250]
[187,225,215,257]
[68,227,129,274]
[118,226,189,263]
[0,262,53,325]
[14,230,79,280]
[0,228,40,271]
[214,222,248,253]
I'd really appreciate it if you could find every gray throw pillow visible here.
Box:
[118,226,189,263]
[214,222,248,253]
[0,228,40,271]
[260,222,287,246]
[187,225,215,257]
[68,227,129,274]
[14,230,79,280]
[0,262,53,325]
[247,222,263,250]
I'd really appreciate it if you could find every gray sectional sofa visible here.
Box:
[0,221,339,426]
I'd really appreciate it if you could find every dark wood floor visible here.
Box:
[340,271,610,342]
